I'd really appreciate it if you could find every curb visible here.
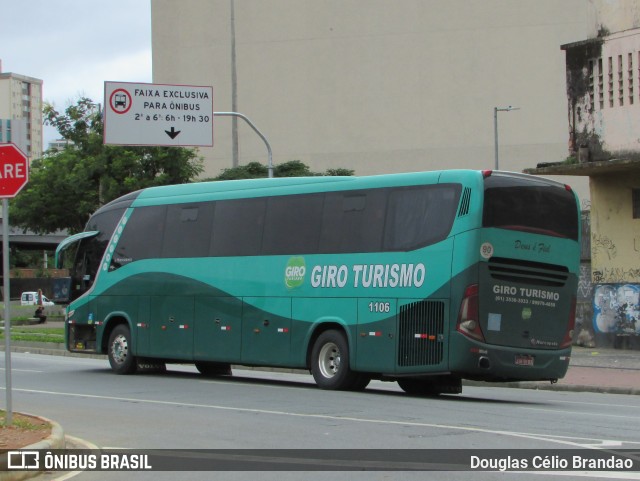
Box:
[0,414,65,481]
[0,343,106,360]
[462,380,640,395]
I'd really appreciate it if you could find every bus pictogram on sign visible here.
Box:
[109,88,132,114]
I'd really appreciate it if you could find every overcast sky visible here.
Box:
[3,0,152,143]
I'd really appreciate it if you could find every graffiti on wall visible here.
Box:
[593,284,640,335]
[593,268,640,284]
[592,234,617,261]
[577,263,593,301]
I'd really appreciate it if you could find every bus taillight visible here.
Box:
[560,295,577,349]
[456,284,484,342]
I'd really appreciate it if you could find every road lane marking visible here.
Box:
[4,386,640,452]
[520,406,640,420]
[0,367,43,373]
[555,399,640,409]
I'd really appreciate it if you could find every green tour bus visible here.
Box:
[56,169,580,395]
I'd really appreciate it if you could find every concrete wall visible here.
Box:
[590,175,640,284]
[151,0,590,202]
[587,0,640,37]
[589,172,640,342]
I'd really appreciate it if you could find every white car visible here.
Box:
[20,292,54,306]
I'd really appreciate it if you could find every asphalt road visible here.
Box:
[3,352,640,481]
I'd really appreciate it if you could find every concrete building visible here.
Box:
[0,61,43,161]
[151,0,591,203]
[563,28,640,162]
[527,1,640,348]
[47,138,74,152]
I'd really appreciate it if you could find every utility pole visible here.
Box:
[493,106,520,170]
[230,0,239,167]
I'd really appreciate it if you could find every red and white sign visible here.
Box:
[0,143,29,198]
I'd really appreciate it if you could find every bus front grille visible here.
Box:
[488,257,569,287]
[398,300,445,367]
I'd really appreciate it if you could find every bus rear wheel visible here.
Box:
[311,330,360,390]
[108,325,137,375]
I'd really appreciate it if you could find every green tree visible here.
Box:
[210,160,354,181]
[11,98,203,234]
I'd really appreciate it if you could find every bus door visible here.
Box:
[194,297,243,362]
[241,297,291,366]
[135,296,151,356]
[149,296,194,360]
[354,298,397,372]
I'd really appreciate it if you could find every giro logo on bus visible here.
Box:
[284,257,306,289]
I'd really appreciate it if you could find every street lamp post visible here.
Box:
[493,106,520,170]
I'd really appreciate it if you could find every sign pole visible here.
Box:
[0,142,30,425]
[3,198,11,425]
[214,112,273,178]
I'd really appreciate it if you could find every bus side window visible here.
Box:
[210,198,266,256]
[162,203,214,258]
[111,206,166,269]
[262,194,323,255]
[384,184,461,251]
[319,190,386,253]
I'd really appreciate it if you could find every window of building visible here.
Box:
[633,189,640,219]
[588,60,595,111]
[598,57,604,109]
[618,55,624,106]
[629,53,634,105]
[608,57,614,108]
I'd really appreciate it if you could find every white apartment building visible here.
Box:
[150,0,622,203]
[0,62,43,161]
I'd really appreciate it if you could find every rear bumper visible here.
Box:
[449,334,571,382]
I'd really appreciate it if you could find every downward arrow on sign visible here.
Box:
[165,127,181,139]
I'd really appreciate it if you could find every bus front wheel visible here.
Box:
[311,330,359,390]
[108,325,137,375]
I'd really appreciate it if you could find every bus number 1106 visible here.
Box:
[369,301,391,313]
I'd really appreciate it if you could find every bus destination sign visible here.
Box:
[104,81,213,147]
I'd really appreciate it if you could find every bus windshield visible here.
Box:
[482,173,579,240]
[60,191,140,301]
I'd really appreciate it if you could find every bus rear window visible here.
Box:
[482,174,578,240]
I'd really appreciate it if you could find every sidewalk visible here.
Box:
[5,321,640,394]
[552,346,640,394]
